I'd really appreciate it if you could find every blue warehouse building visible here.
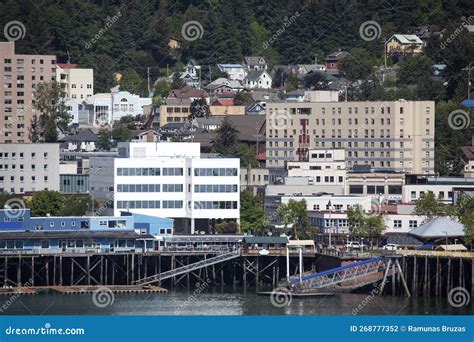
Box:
[0,209,173,254]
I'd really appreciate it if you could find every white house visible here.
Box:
[217,64,247,81]
[243,70,272,89]
[70,91,152,126]
[243,56,268,71]
[114,142,240,234]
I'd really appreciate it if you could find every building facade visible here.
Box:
[113,142,240,234]
[266,100,435,174]
[0,143,60,193]
[0,41,56,143]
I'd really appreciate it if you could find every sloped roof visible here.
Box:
[168,86,208,99]
[408,217,466,238]
[244,56,266,66]
[245,70,268,82]
[212,98,234,106]
[391,34,423,44]
[326,50,349,60]
[59,129,98,142]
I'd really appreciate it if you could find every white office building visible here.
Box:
[114,142,240,233]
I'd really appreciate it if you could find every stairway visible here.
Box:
[135,250,240,286]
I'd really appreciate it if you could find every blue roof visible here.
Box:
[462,99,474,108]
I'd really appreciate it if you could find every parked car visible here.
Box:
[382,243,399,251]
[345,241,364,249]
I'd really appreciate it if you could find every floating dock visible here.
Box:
[0,285,168,296]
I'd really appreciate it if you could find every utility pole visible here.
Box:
[147,67,150,93]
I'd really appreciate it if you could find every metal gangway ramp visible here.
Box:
[290,257,386,293]
[289,256,411,296]
[135,250,240,286]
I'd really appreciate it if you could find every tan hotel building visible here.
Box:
[266,100,435,174]
[0,41,56,143]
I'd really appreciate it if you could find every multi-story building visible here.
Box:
[266,100,435,174]
[0,41,56,143]
[114,142,240,234]
[56,63,93,101]
[287,149,347,187]
[0,143,60,193]
[403,174,474,204]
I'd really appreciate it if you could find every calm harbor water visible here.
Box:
[0,286,470,315]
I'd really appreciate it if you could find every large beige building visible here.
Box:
[0,41,56,143]
[56,63,93,101]
[266,100,435,174]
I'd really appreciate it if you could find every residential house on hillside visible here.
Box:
[244,70,273,89]
[59,128,98,152]
[180,60,200,88]
[132,129,160,142]
[204,78,244,94]
[386,34,423,54]
[217,64,246,80]
[325,50,349,70]
[167,85,209,103]
[244,56,268,71]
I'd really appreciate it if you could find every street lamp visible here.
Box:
[361,237,364,253]
[327,200,332,249]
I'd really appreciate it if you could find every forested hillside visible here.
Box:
[1,0,474,174]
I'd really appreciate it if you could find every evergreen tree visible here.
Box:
[211,116,238,155]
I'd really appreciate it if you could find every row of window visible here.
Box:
[117,167,185,176]
[194,168,238,176]
[194,201,238,209]
[0,164,49,171]
[393,220,418,228]
[0,152,48,159]
[194,184,238,193]
[117,184,183,192]
[4,58,55,65]
[269,105,431,115]
[349,185,403,195]
[116,200,184,209]
[0,175,49,182]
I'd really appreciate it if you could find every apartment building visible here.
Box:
[114,142,240,234]
[266,100,435,174]
[0,41,56,143]
[56,63,93,101]
[0,143,60,193]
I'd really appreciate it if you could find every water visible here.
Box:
[0,287,470,315]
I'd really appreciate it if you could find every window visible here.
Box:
[409,220,418,228]
[393,220,402,229]
[163,168,183,176]
[349,185,363,194]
